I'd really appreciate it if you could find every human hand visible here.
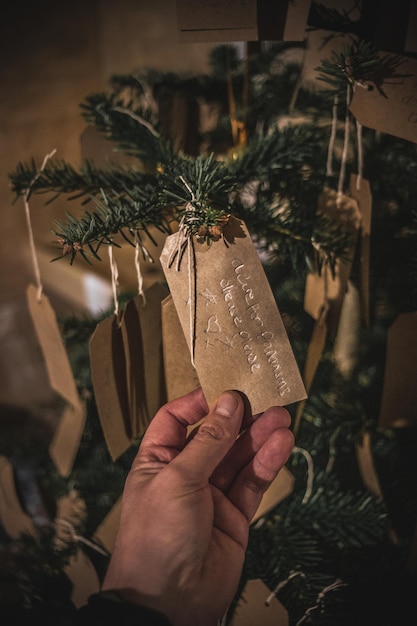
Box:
[102,388,294,626]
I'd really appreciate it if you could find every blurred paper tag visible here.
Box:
[90,283,169,460]
[27,285,86,476]
[378,311,417,428]
[350,175,372,327]
[55,492,100,607]
[251,466,294,524]
[93,496,122,554]
[66,550,100,608]
[49,400,87,477]
[231,578,289,626]
[302,305,328,391]
[0,456,36,539]
[89,314,132,461]
[160,217,306,414]
[26,285,80,407]
[356,431,383,498]
[305,188,360,335]
[350,54,417,144]
[161,295,201,401]
[121,282,169,438]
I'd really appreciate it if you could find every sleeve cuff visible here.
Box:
[78,591,172,626]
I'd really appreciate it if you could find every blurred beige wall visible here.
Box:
[0,0,213,311]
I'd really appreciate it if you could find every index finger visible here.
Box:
[138,387,209,462]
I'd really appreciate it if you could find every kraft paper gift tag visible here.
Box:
[65,550,100,608]
[93,496,122,554]
[378,311,417,428]
[350,175,372,328]
[160,216,306,415]
[0,456,36,539]
[301,188,360,391]
[120,301,146,439]
[316,188,361,334]
[121,282,169,437]
[176,0,310,43]
[55,492,100,608]
[26,285,86,476]
[90,283,169,459]
[251,466,295,525]
[161,294,201,401]
[356,432,384,499]
[350,53,417,145]
[231,578,289,626]
[89,313,132,461]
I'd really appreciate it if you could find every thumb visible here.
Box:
[172,390,244,481]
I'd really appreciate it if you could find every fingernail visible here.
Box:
[215,391,238,417]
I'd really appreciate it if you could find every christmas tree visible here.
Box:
[2,9,417,625]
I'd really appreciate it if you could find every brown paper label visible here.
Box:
[49,401,87,477]
[305,189,360,335]
[26,285,80,408]
[350,175,372,327]
[55,492,100,608]
[176,0,257,31]
[129,283,169,430]
[356,432,384,498]
[90,283,169,457]
[350,54,417,144]
[160,217,306,414]
[378,311,417,428]
[120,301,147,439]
[0,456,36,538]
[332,281,361,378]
[65,550,100,608]
[93,496,122,554]
[89,314,132,461]
[251,466,294,524]
[231,578,289,626]
[161,295,201,401]
[26,285,86,475]
[294,306,328,433]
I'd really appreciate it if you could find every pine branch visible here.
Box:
[8,46,383,271]
[315,38,383,98]
[80,91,168,163]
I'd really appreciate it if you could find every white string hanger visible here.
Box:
[23,149,57,301]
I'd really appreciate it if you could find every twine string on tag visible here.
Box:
[336,83,351,207]
[23,149,57,302]
[292,446,314,504]
[54,518,109,556]
[108,245,120,319]
[187,235,196,367]
[326,425,342,473]
[167,176,198,368]
[326,94,338,177]
[355,118,363,191]
[134,231,146,306]
[295,580,347,625]
[265,571,305,606]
